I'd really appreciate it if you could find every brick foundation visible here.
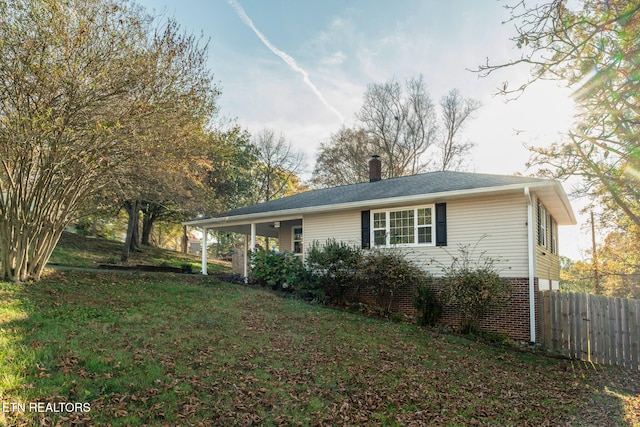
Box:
[349,277,538,342]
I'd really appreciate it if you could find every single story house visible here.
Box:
[184,157,576,342]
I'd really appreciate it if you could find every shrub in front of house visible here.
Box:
[304,239,364,305]
[249,249,307,292]
[435,243,512,334]
[413,281,442,326]
[361,248,434,317]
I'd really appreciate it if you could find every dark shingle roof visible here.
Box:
[213,171,546,218]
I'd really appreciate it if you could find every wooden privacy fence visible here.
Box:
[538,292,639,370]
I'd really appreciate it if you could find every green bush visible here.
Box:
[436,242,512,334]
[304,239,363,304]
[249,249,307,292]
[362,249,432,317]
[413,281,442,326]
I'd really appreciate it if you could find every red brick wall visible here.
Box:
[349,277,539,342]
[437,278,536,342]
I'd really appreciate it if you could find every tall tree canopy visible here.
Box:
[356,75,438,178]
[311,127,375,187]
[312,76,479,187]
[437,88,481,171]
[0,0,218,281]
[251,128,305,202]
[477,0,640,229]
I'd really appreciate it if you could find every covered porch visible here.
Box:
[185,215,303,279]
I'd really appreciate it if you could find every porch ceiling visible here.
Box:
[210,222,280,238]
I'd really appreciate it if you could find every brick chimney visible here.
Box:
[369,155,381,182]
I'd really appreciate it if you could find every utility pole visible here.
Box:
[591,211,600,294]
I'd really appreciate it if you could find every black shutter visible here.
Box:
[435,203,447,246]
[361,210,371,249]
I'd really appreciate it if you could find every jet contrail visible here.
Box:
[226,0,345,122]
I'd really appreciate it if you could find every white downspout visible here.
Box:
[201,227,208,275]
[524,187,536,343]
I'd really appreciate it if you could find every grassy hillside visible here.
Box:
[1,271,638,426]
[0,234,637,425]
[48,231,230,274]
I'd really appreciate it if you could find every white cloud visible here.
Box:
[226,0,345,122]
[321,50,347,65]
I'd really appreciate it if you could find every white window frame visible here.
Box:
[371,205,435,247]
[538,203,547,247]
[292,225,303,255]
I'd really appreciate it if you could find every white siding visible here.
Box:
[401,194,529,277]
[534,196,561,280]
[301,194,529,277]
[277,219,301,253]
[303,209,362,254]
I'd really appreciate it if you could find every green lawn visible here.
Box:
[47,231,228,274]
[1,270,639,426]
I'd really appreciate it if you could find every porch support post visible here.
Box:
[525,187,536,343]
[201,227,208,276]
[250,223,256,252]
[243,234,248,283]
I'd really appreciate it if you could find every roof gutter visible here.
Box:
[524,187,537,344]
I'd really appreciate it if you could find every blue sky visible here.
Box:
[137,0,587,259]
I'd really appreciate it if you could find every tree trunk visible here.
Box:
[122,200,141,262]
[0,213,67,282]
[141,212,153,246]
[182,225,188,253]
[141,202,164,246]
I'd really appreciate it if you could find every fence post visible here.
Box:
[577,293,587,361]
[613,297,621,366]
[630,299,639,371]
[560,292,570,357]
[550,292,559,350]
[539,292,551,348]
[569,293,577,359]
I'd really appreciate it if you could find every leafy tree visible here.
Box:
[560,221,640,298]
[597,222,640,298]
[476,0,640,230]
[204,126,259,211]
[310,127,375,187]
[0,0,217,280]
[559,256,596,294]
[135,126,258,252]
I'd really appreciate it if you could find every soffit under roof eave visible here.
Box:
[531,181,577,225]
